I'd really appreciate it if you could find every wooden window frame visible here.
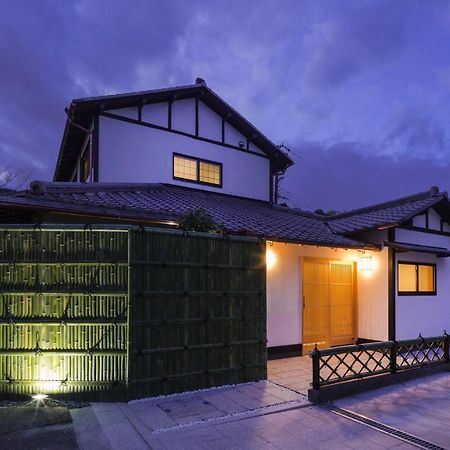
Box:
[397,261,437,296]
[173,153,222,188]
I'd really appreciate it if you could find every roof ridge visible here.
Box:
[71,83,198,104]
[327,186,446,221]
[271,203,323,219]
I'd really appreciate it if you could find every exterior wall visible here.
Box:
[141,102,167,127]
[412,208,447,231]
[428,209,442,230]
[198,101,222,142]
[110,107,138,120]
[171,98,196,135]
[266,242,389,349]
[395,228,450,339]
[98,115,271,201]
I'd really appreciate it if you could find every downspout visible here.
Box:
[273,169,285,205]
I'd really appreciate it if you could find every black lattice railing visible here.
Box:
[311,334,450,390]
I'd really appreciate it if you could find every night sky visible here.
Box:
[1,0,449,212]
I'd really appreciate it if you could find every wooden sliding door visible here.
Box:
[302,259,356,353]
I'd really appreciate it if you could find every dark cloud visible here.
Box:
[303,0,416,90]
[0,0,449,209]
[283,139,450,212]
[384,110,447,160]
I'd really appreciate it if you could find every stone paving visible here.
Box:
[71,377,416,449]
[70,358,450,449]
[267,355,312,394]
[335,371,450,449]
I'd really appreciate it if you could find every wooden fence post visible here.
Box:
[444,331,449,363]
[390,341,397,374]
[311,345,321,390]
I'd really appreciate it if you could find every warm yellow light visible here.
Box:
[266,249,276,269]
[359,256,373,272]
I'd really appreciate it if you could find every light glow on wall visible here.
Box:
[359,256,373,272]
[266,248,276,270]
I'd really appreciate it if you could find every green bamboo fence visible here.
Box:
[0,226,267,400]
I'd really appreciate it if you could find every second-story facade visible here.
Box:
[54,78,293,202]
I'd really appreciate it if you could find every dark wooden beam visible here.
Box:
[388,227,396,341]
[93,114,99,182]
[168,100,172,130]
[195,97,199,137]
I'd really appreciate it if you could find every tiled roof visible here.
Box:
[0,182,371,249]
[1,182,447,247]
[327,187,449,234]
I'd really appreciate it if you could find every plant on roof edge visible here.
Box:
[178,208,224,233]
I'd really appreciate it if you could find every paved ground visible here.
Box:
[335,371,450,449]
[267,355,312,394]
[68,357,450,449]
[71,380,416,449]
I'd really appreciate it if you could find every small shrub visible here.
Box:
[178,208,224,233]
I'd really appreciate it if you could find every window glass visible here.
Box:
[199,161,221,185]
[398,264,416,292]
[398,263,436,295]
[418,265,434,292]
[173,154,222,186]
[80,151,90,182]
[174,155,197,181]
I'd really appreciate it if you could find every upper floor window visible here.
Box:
[173,153,222,187]
[80,150,91,182]
[398,262,436,296]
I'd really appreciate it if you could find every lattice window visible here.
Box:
[173,153,222,187]
[199,161,221,185]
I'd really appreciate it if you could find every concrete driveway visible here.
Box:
[71,377,422,449]
[335,371,450,449]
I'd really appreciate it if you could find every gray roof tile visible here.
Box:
[327,187,448,234]
[1,182,448,247]
[0,182,370,249]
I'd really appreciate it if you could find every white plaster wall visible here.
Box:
[412,209,445,231]
[248,141,265,155]
[429,208,442,230]
[198,102,222,142]
[141,102,167,127]
[412,214,426,228]
[266,242,389,348]
[395,228,450,339]
[171,98,195,135]
[109,100,266,155]
[99,115,271,200]
[396,228,450,249]
[224,121,246,148]
[107,107,138,120]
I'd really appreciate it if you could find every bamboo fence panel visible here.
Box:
[0,228,129,400]
[127,229,267,399]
